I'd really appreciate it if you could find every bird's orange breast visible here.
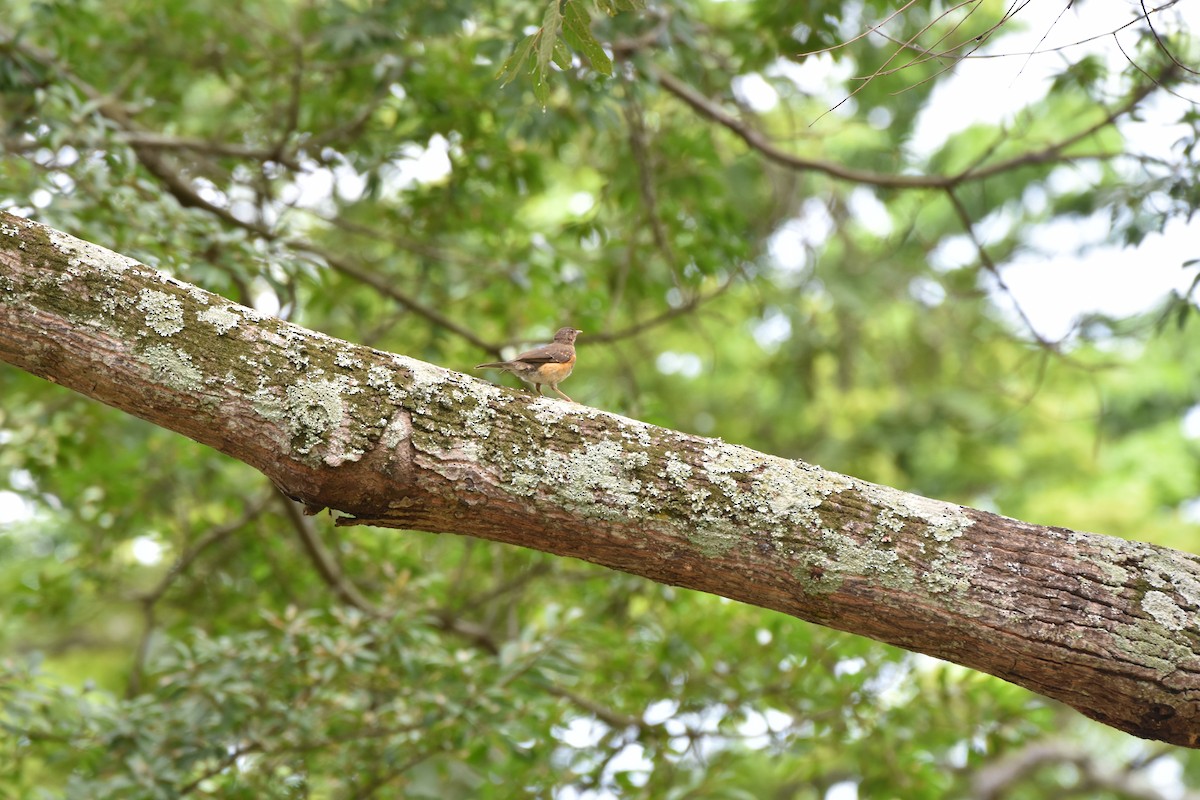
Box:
[534,359,574,382]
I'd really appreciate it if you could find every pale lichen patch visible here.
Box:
[876,509,905,533]
[686,485,712,513]
[1142,550,1200,609]
[1108,620,1192,679]
[334,350,363,369]
[532,398,578,426]
[97,288,123,320]
[285,379,346,451]
[1141,590,1188,631]
[754,458,846,526]
[142,344,203,391]
[460,391,500,441]
[1,217,34,237]
[48,228,139,275]
[463,377,507,406]
[236,305,268,323]
[283,332,313,370]
[687,522,738,558]
[366,365,395,388]
[924,554,974,594]
[159,274,192,291]
[137,288,185,336]
[253,375,370,464]
[186,285,211,305]
[508,469,542,496]
[858,484,973,543]
[620,420,654,449]
[699,442,757,510]
[817,526,910,587]
[662,455,693,486]
[693,446,831,543]
[199,305,241,335]
[1172,572,1200,609]
[242,353,281,391]
[623,449,650,470]
[1096,558,1131,587]
[541,438,643,520]
[399,354,456,412]
[379,410,412,450]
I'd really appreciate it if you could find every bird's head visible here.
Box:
[554,327,582,344]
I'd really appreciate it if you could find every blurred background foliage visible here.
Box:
[2,0,1200,797]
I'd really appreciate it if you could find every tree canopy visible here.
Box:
[2,1,1200,797]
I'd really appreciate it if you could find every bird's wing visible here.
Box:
[514,343,572,363]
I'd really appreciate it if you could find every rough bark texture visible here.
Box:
[2,211,1198,747]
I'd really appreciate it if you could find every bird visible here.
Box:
[476,327,582,402]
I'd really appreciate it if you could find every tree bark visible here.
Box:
[1,210,1198,748]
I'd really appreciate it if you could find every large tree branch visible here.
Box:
[1,211,1198,747]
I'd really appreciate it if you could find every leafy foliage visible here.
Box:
[497,0,635,106]
[2,0,1200,796]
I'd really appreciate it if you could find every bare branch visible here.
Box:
[277,488,382,615]
[971,739,1200,800]
[650,64,1148,190]
[112,132,304,170]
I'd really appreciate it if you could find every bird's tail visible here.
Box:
[475,362,508,369]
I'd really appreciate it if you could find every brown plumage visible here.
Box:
[476,327,581,401]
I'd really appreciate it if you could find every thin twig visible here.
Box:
[813,0,990,122]
[652,62,1155,190]
[1141,0,1200,76]
[626,98,685,291]
[588,266,744,344]
[796,0,924,58]
[944,187,1057,351]
[276,489,382,615]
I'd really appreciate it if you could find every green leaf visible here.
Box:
[536,0,563,80]
[496,32,538,86]
[551,38,572,71]
[595,0,646,15]
[562,0,613,76]
[532,69,550,107]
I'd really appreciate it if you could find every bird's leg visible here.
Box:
[551,385,573,402]
[533,384,544,396]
